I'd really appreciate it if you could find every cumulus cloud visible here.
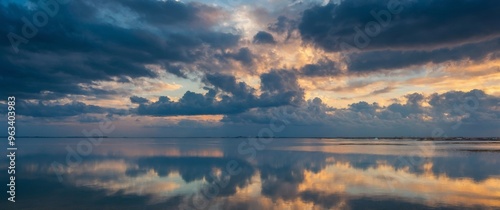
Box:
[223,90,500,136]
[131,70,305,116]
[8,86,498,136]
[253,31,277,44]
[224,47,255,66]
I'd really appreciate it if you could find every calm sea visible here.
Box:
[1,138,500,209]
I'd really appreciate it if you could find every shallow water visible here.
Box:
[2,138,500,209]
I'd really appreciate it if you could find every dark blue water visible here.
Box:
[1,138,500,209]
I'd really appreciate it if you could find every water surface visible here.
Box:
[1,138,500,209]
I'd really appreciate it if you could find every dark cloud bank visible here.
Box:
[299,0,500,72]
[0,0,240,99]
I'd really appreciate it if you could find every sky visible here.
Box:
[1,0,499,137]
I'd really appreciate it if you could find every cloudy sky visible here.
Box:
[1,0,499,137]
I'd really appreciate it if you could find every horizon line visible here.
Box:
[7,136,500,139]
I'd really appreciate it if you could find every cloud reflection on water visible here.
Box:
[3,138,500,209]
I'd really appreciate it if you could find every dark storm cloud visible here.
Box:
[163,63,188,78]
[116,0,220,26]
[299,58,341,77]
[298,0,500,72]
[11,100,128,118]
[349,101,380,115]
[227,47,254,65]
[253,31,277,44]
[221,97,334,125]
[132,70,305,116]
[347,37,500,72]
[133,84,255,116]
[268,16,297,41]
[215,47,255,66]
[386,93,424,118]
[300,0,500,52]
[0,0,240,99]
[130,96,150,104]
[259,70,305,105]
[204,73,257,100]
